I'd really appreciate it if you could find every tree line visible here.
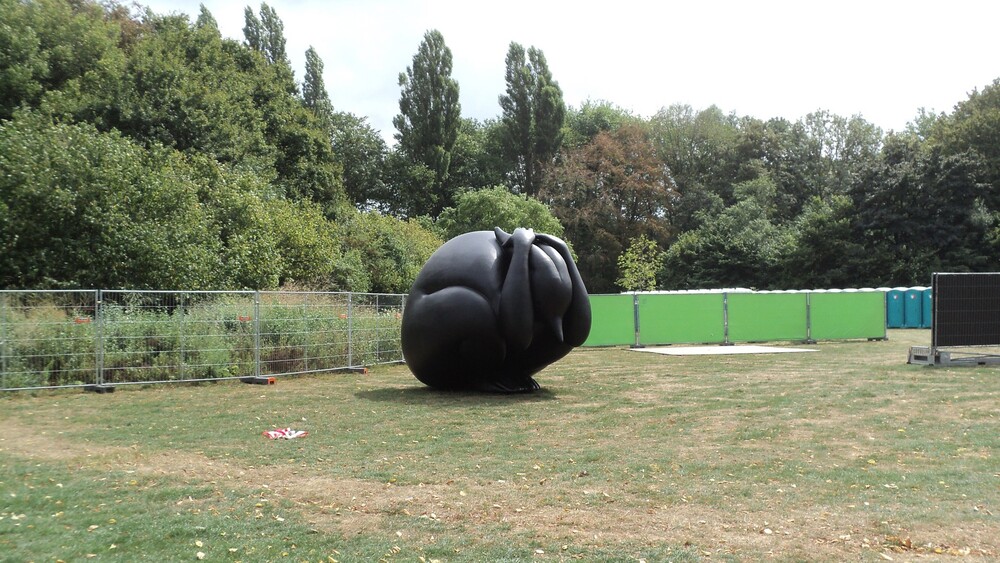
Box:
[3,0,999,295]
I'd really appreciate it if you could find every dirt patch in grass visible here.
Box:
[0,419,121,463]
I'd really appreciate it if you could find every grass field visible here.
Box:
[1,329,997,562]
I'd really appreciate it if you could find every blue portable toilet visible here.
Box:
[921,287,933,328]
[885,287,905,328]
[904,287,924,328]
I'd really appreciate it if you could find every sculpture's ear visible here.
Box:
[494,227,512,248]
[498,227,534,352]
[534,234,591,347]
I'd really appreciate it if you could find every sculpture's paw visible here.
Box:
[475,376,541,394]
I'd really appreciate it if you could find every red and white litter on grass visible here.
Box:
[262,428,308,439]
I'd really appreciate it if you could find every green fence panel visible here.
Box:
[809,291,886,340]
[582,294,635,346]
[638,293,725,345]
[727,293,808,342]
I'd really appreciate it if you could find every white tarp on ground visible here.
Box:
[630,345,818,356]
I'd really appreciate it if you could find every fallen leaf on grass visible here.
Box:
[884,536,912,551]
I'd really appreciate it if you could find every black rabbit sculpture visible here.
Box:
[401,227,592,393]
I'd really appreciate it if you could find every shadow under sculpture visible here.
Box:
[401,227,592,393]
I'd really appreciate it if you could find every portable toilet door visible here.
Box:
[903,287,924,328]
[885,287,905,328]
[921,287,933,328]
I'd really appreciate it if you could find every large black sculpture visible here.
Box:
[401,227,591,393]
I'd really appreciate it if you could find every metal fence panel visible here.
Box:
[582,294,636,347]
[1,290,406,391]
[0,290,100,390]
[638,293,726,346]
[257,291,351,377]
[349,293,405,367]
[809,291,886,341]
[932,272,1000,347]
[100,290,258,386]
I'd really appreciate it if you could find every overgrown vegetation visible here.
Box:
[1,331,997,560]
[0,292,401,388]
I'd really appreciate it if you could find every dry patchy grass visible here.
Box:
[1,329,998,561]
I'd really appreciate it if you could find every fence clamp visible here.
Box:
[241,376,276,385]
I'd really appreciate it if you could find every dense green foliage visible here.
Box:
[3,0,1000,294]
[436,186,564,240]
[543,124,675,292]
[616,234,664,292]
[0,0,440,292]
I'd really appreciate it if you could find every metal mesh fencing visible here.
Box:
[257,291,350,377]
[349,293,405,367]
[255,292,404,376]
[1,290,406,391]
[0,290,100,390]
[100,290,258,386]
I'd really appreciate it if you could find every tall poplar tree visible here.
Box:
[302,46,333,129]
[258,3,287,66]
[243,2,294,90]
[195,4,218,30]
[499,43,565,197]
[393,29,461,216]
[241,6,262,52]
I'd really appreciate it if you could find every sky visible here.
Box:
[139,0,1000,144]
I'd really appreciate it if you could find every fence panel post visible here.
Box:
[347,292,354,367]
[303,293,310,372]
[1,293,7,389]
[632,293,641,348]
[723,292,731,345]
[805,292,814,343]
[376,294,382,360]
[253,291,261,379]
[401,293,407,364]
[96,289,104,386]
[179,292,186,381]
